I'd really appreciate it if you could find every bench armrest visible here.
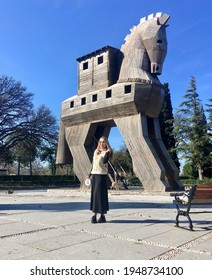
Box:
[170,192,184,197]
[171,191,191,204]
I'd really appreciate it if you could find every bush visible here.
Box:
[180,178,212,185]
[127,175,142,186]
[0,175,80,189]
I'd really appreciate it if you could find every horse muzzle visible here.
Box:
[151,62,162,75]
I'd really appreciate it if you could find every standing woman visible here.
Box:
[89,136,113,223]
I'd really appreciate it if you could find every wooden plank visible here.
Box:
[194,185,212,200]
[196,188,212,192]
[193,195,212,200]
[196,189,212,192]
[195,189,212,194]
[197,184,212,188]
[193,184,212,202]
[192,199,212,204]
[194,193,212,198]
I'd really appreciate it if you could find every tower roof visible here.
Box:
[76,45,119,62]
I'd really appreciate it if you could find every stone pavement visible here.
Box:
[0,188,211,260]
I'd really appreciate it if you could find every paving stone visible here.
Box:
[0,189,211,260]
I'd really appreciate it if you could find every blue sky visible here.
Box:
[0,0,211,150]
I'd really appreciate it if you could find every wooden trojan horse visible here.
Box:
[56,12,183,191]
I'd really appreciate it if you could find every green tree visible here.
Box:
[0,75,33,158]
[12,105,58,175]
[40,145,57,175]
[205,98,212,135]
[113,144,133,176]
[202,98,212,177]
[0,75,59,174]
[12,138,38,175]
[182,162,193,178]
[159,83,180,169]
[174,76,211,179]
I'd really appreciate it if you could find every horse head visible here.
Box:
[119,13,170,82]
[142,13,170,75]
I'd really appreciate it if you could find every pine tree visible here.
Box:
[159,83,180,169]
[205,98,212,135]
[174,76,211,179]
[204,98,212,177]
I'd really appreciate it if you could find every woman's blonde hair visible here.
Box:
[97,136,113,161]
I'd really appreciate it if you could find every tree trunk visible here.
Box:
[197,163,203,180]
[29,158,32,175]
[17,159,21,175]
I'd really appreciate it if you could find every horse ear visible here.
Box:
[157,14,170,25]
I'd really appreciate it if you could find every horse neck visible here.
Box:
[118,35,152,82]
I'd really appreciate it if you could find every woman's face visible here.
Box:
[99,138,107,150]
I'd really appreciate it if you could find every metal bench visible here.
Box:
[170,184,212,230]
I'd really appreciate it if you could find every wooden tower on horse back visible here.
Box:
[56,12,183,191]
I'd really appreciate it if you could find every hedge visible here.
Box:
[0,175,80,189]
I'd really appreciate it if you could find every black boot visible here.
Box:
[98,215,106,223]
[91,215,97,223]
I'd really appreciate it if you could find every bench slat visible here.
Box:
[194,188,212,200]
[192,199,212,204]
[193,197,212,201]
[196,185,212,188]
[195,189,212,192]
[194,192,212,196]
[195,188,212,192]
[196,194,212,198]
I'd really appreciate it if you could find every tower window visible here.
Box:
[98,55,103,64]
[83,62,88,70]
[81,97,86,105]
[70,101,74,108]
[125,85,131,94]
[92,94,98,102]
[106,89,112,99]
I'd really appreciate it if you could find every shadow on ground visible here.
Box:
[0,201,211,212]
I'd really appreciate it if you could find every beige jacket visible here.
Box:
[91,149,110,175]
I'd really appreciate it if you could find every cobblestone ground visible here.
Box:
[0,189,211,260]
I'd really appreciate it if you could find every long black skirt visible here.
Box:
[90,174,109,214]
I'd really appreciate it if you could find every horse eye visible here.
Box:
[157,39,162,44]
